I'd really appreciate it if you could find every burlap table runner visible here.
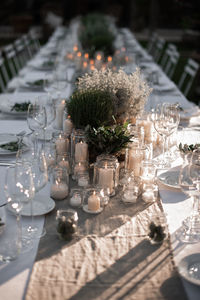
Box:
[26,192,187,300]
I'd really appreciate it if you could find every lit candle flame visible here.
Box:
[77,52,82,57]
[96,54,102,61]
[84,53,89,59]
[73,45,78,52]
[107,56,112,62]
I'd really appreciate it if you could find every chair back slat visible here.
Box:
[178,58,199,96]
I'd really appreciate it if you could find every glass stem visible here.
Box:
[162,135,167,162]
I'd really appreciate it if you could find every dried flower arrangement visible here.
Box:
[77,68,152,122]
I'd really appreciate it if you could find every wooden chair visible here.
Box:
[178,58,199,97]
[28,29,41,55]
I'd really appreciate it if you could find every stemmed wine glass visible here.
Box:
[4,162,35,252]
[177,152,200,243]
[153,103,180,168]
[27,103,47,155]
[28,148,48,238]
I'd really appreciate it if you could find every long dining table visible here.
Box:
[0,20,200,300]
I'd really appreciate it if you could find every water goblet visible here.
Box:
[27,103,47,156]
[176,153,200,243]
[4,163,35,252]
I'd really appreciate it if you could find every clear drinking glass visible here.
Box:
[27,103,47,155]
[177,153,200,243]
[28,149,48,238]
[153,103,180,168]
[4,163,35,252]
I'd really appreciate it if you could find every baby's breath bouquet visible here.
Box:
[77,68,152,122]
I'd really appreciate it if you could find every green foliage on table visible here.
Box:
[85,122,131,160]
[11,102,30,112]
[79,13,115,57]
[0,140,25,152]
[179,143,200,153]
[66,89,114,129]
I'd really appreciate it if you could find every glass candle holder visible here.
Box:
[73,161,88,181]
[57,153,71,175]
[147,212,168,244]
[50,167,69,200]
[122,174,141,204]
[56,209,78,240]
[140,160,156,185]
[69,188,83,208]
[125,146,148,177]
[53,132,70,156]
[142,183,158,203]
[95,154,120,188]
[77,172,90,187]
[71,129,88,163]
[63,109,73,136]
[94,158,116,196]
[82,187,104,214]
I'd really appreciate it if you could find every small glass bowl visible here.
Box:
[56,209,78,241]
[147,212,168,245]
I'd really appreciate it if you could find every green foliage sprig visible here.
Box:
[179,143,200,153]
[66,89,114,129]
[85,123,131,159]
[79,13,115,57]
[11,102,30,112]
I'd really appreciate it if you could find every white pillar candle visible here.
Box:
[98,164,114,194]
[75,141,88,162]
[50,181,69,200]
[70,193,82,207]
[88,191,100,211]
[63,117,73,135]
[55,135,69,155]
[55,100,66,130]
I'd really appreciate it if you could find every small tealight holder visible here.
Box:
[82,187,104,214]
[53,132,70,156]
[69,189,83,208]
[122,174,140,204]
[50,167,69,200]
[71,129,88,164]
[77,172,90,187]
[142,183,158,203]
[56,209,78,241]
[140,160,156,185]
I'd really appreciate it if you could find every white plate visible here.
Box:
[178,253,200,286]
[157,169,180,189]
[82,204,103,214]
[0,134,29,155]
[8,195,55,216]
